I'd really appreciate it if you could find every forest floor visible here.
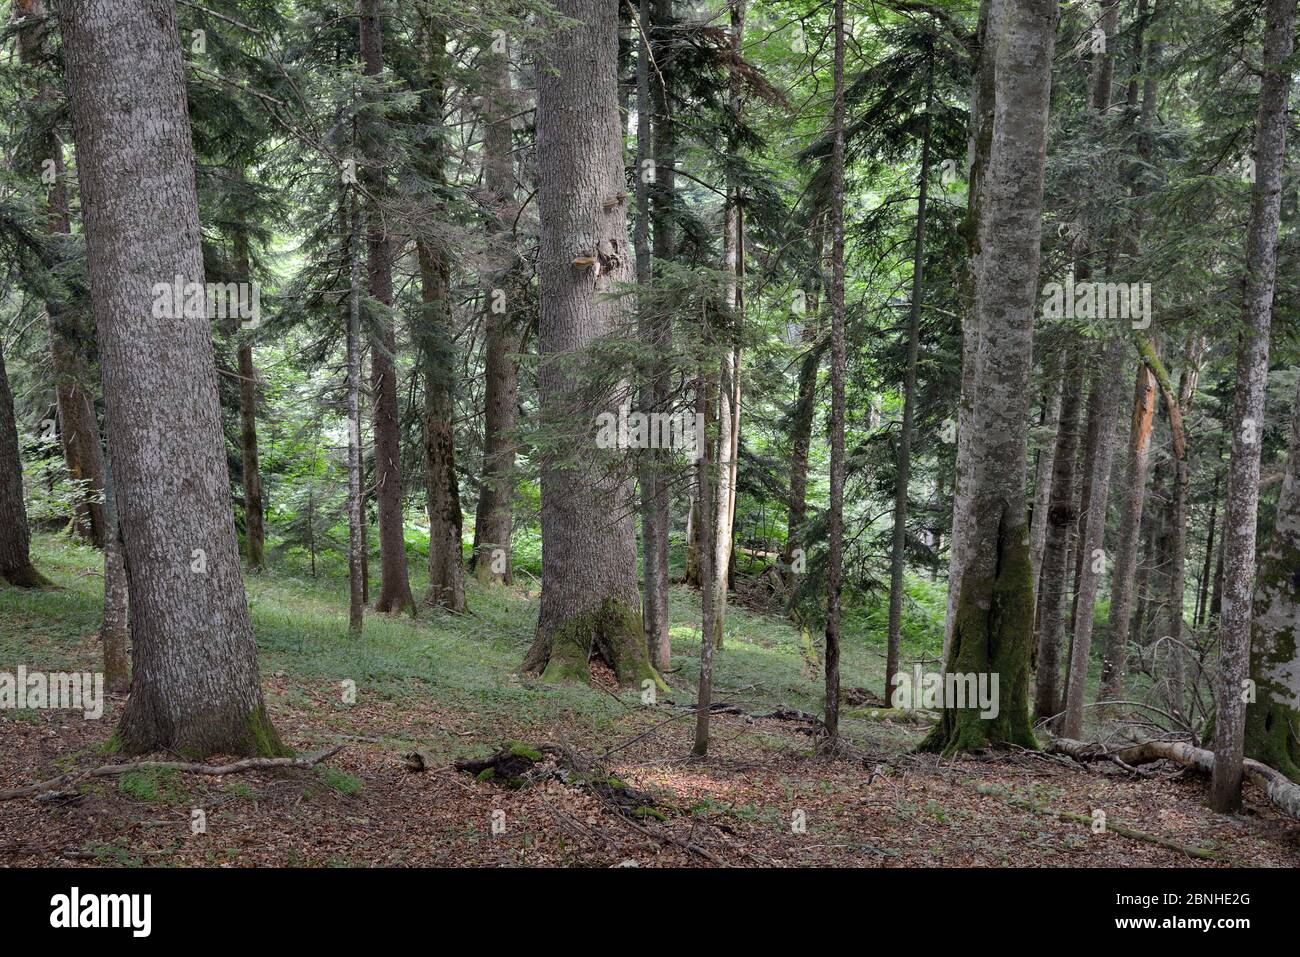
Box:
[2,534,1298,867]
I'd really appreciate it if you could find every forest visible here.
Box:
[0,0,1298,888]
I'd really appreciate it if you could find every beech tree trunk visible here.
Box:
[1210,0,1296,812]
[1243,375,1300,781]
[360,0,414,615]
[1028,357,1062,592]
[59,0,284,757]
[520,0,660,689]
[924,0,1054,755]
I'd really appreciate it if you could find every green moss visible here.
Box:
[245,706,290,758]
[507,742,542,761]
[632,806,667,821]
[476,767,496,781]
[539,597,667,692]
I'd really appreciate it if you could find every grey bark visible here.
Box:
[1211,0,1296,812]
[59,0,283,756]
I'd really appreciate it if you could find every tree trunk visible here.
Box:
[59,0,283,757]
[232,218,265,571]
[360,0,414,615]
[886,54,933,703]
[1028,355,1062,593]
[345,193,366,639]
[1211,0,1296,813]
[692,372,716,756]
[1060,338,1125,739]
[823,0,847,746]
[1033,361,1083,719]
[1100,361,1156,700]
[1243,375,1300,781]
[0,338,48,587]
[520,0,660,689]
[1195,457,1221,628]
[923,0,1054,755]
[472,31,520,587]
[99,445,129,693]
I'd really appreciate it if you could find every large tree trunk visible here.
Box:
[885,55,933,704]
[0,338,49,587]
[1243,375,1300,781]
[1210,0,1296,813]
[59,0,283,757]
[12,0,106,550]
[520,0,660,689]
[360,0,415,615]
[923,0,1054,755]
[472,31,520,587]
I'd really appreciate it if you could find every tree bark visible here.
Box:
[59,0,283,756]
[1211,0,1296,813]
[1243,375,1300,781]
[923,0,1054,755]
[345,193,366,638]
[520,0,661,689]
[232,214,265,571]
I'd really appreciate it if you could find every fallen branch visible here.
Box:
[0,745,345,802]
[1050,737,1300,820]
[975,783,1227,861]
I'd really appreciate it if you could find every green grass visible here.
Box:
[4,532,951,750]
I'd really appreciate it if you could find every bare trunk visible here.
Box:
[520,0,660,689]
[1211,0,1296,813]
[345,194,366,638]
[0,338,48,587]
[59,0,283,756]
[360,0,414,615]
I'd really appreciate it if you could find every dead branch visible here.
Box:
[0,745,345,801]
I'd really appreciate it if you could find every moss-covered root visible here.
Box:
[536,597,668,692]
[113,703,289,759]
[921,510,1038,756]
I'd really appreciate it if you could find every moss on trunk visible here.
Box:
[921,509,1037,755]
[537,597,668,691]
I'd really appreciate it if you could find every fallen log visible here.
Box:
[0,745,345,802]
[1050,737,1300,820]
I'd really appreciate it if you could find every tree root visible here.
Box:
[0,744,345,801]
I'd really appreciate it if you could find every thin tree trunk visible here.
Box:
[472,31,519,586]
[345,193,366,638]
[1211,0,1296,813]
[823,0,847,747]
[1195,459,1220,627]
[886,54,933,703]
[232,215,265,571]
[59,0,283,756]
[1029,356,1062,593]
[360,0,414,615]
[1061,339,1125,739]
[99,443,129,693]
[692,372,716,756]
